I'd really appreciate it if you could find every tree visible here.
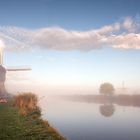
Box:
[99,82,115,95]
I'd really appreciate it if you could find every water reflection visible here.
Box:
[56,94,140,118]
[99,104,115,117]
[41,95,140,140]
[61,94,140,108]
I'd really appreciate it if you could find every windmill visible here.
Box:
[117,81,128,94]
[121,81,127,90]
[0,48,31,96]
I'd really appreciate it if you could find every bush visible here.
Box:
[14,92,41,117]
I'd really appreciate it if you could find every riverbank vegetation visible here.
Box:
[0,93,66,140]
[62,94,140,107]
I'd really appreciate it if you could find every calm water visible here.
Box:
[40,96,140,140]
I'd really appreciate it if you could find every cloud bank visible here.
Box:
[0,17,140,52]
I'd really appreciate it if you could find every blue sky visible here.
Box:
[0,0,140,94]
[0,0,140,29]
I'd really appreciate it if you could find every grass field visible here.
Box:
[0,97,66,140]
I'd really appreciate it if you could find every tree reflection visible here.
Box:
[99,104,115,117]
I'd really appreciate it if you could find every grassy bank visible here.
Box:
[0,94,66,140]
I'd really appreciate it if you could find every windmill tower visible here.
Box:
[120,81,128,94]
[122,81,125,90]
[0,48,31,96]
[0,49,3,65]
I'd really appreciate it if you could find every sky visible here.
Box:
[0,0,140,94]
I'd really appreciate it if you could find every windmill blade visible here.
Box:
[6,68,31,71]
[6,66,31,71]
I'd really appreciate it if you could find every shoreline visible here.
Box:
[0,94,67,140]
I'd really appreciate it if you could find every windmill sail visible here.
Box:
[0,44,31,95]
[0,46,31,71]
[6,67,31,71]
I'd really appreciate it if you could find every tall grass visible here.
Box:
[14,93,41,117]
[0,94,67,140]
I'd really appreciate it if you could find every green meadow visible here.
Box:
[0,94,66,140]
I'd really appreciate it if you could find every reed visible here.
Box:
[14,92,41,117]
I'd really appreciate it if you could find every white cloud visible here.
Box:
[122,17,136,32]
[0,17,140,51]
[108,33,140,49]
